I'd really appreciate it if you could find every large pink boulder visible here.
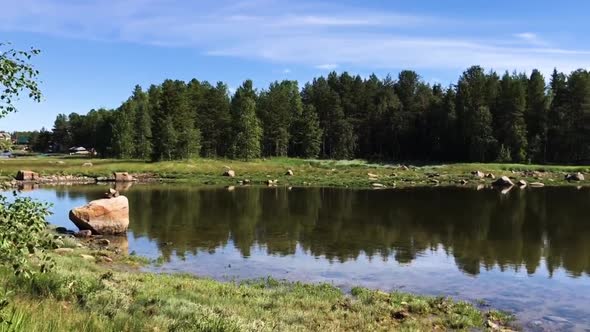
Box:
[69,196,129,235]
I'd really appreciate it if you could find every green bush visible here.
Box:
[0,193,55,323]
[0,194,55,277]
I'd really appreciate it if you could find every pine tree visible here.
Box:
[52,114,71,152]
[456,66,495,161]
[149,83,176,161]
[129,85,152,159]
[547,69,571,162]
[111,102,134,158]
[232,97,262,160]
[258,80,301,157]
[290,104,322,158]
[526,70,548,162]
[496,72,528,162]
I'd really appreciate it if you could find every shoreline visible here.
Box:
[0,231,516,331]
[0,156,587,190]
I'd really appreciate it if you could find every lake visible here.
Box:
[19,184,590,331]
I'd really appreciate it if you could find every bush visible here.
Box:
[0,194,55,277]
[0,193,55,324]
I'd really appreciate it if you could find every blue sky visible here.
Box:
[1,0,589,131]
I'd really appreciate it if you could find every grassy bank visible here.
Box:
[0,242,514,332]
[0,156,588,188]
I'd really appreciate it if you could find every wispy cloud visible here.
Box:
[1,0,588,75]
[513,32,548,46]
[316,64,339,70]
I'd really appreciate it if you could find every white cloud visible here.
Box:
[282,68,292,74]
[513,32,548,46]
[0,0,588,76]
[315,64,339,70]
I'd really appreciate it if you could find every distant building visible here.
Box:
[0,131,11,141]
[69,146,90,155]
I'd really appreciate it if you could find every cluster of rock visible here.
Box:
[13,170,137,185]
[464,169,574,191]
[222,168,293,186]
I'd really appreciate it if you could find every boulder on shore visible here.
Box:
[223,170,236,177]
[16,170,39,181]
[492,176,514,187]
[69,196,129,235]
[565,172,585,182]
[114,172,134,182]
[472,171,485,178]
[286,169,294,176]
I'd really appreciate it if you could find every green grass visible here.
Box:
[1,155,588,188]
[0,248,514,332]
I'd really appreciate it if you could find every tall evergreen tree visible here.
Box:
[258,80,301,156]
[290,104,322,158]
[526,70,548,162]
[496,72,528,162]
[231,80,262,160]
[52,114,71,152]
[111,102,134,158]
[456,66,497,161]
[129,85,152,159]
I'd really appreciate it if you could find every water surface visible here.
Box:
[21,184,590,331]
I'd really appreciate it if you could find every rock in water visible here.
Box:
[114,172,134,182]
[492,176,514,187]
[16,170,39,181]
[69,196,129,235]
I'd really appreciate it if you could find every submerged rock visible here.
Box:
[69,196,129,235]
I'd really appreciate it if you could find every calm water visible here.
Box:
[20,184,590,331]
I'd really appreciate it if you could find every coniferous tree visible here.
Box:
[497,72,528,162]
[52,114,71,152]
[290,104,322,158]
[127,85,152,159]
[456,66,496,161]
[112,102,135,158]
[258,80,301,157]
[526,70,549,162]
[231,80,262,160]
[150,83,176,161]
[39,66,590,164]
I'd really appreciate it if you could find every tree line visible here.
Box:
[29,66,590,163]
